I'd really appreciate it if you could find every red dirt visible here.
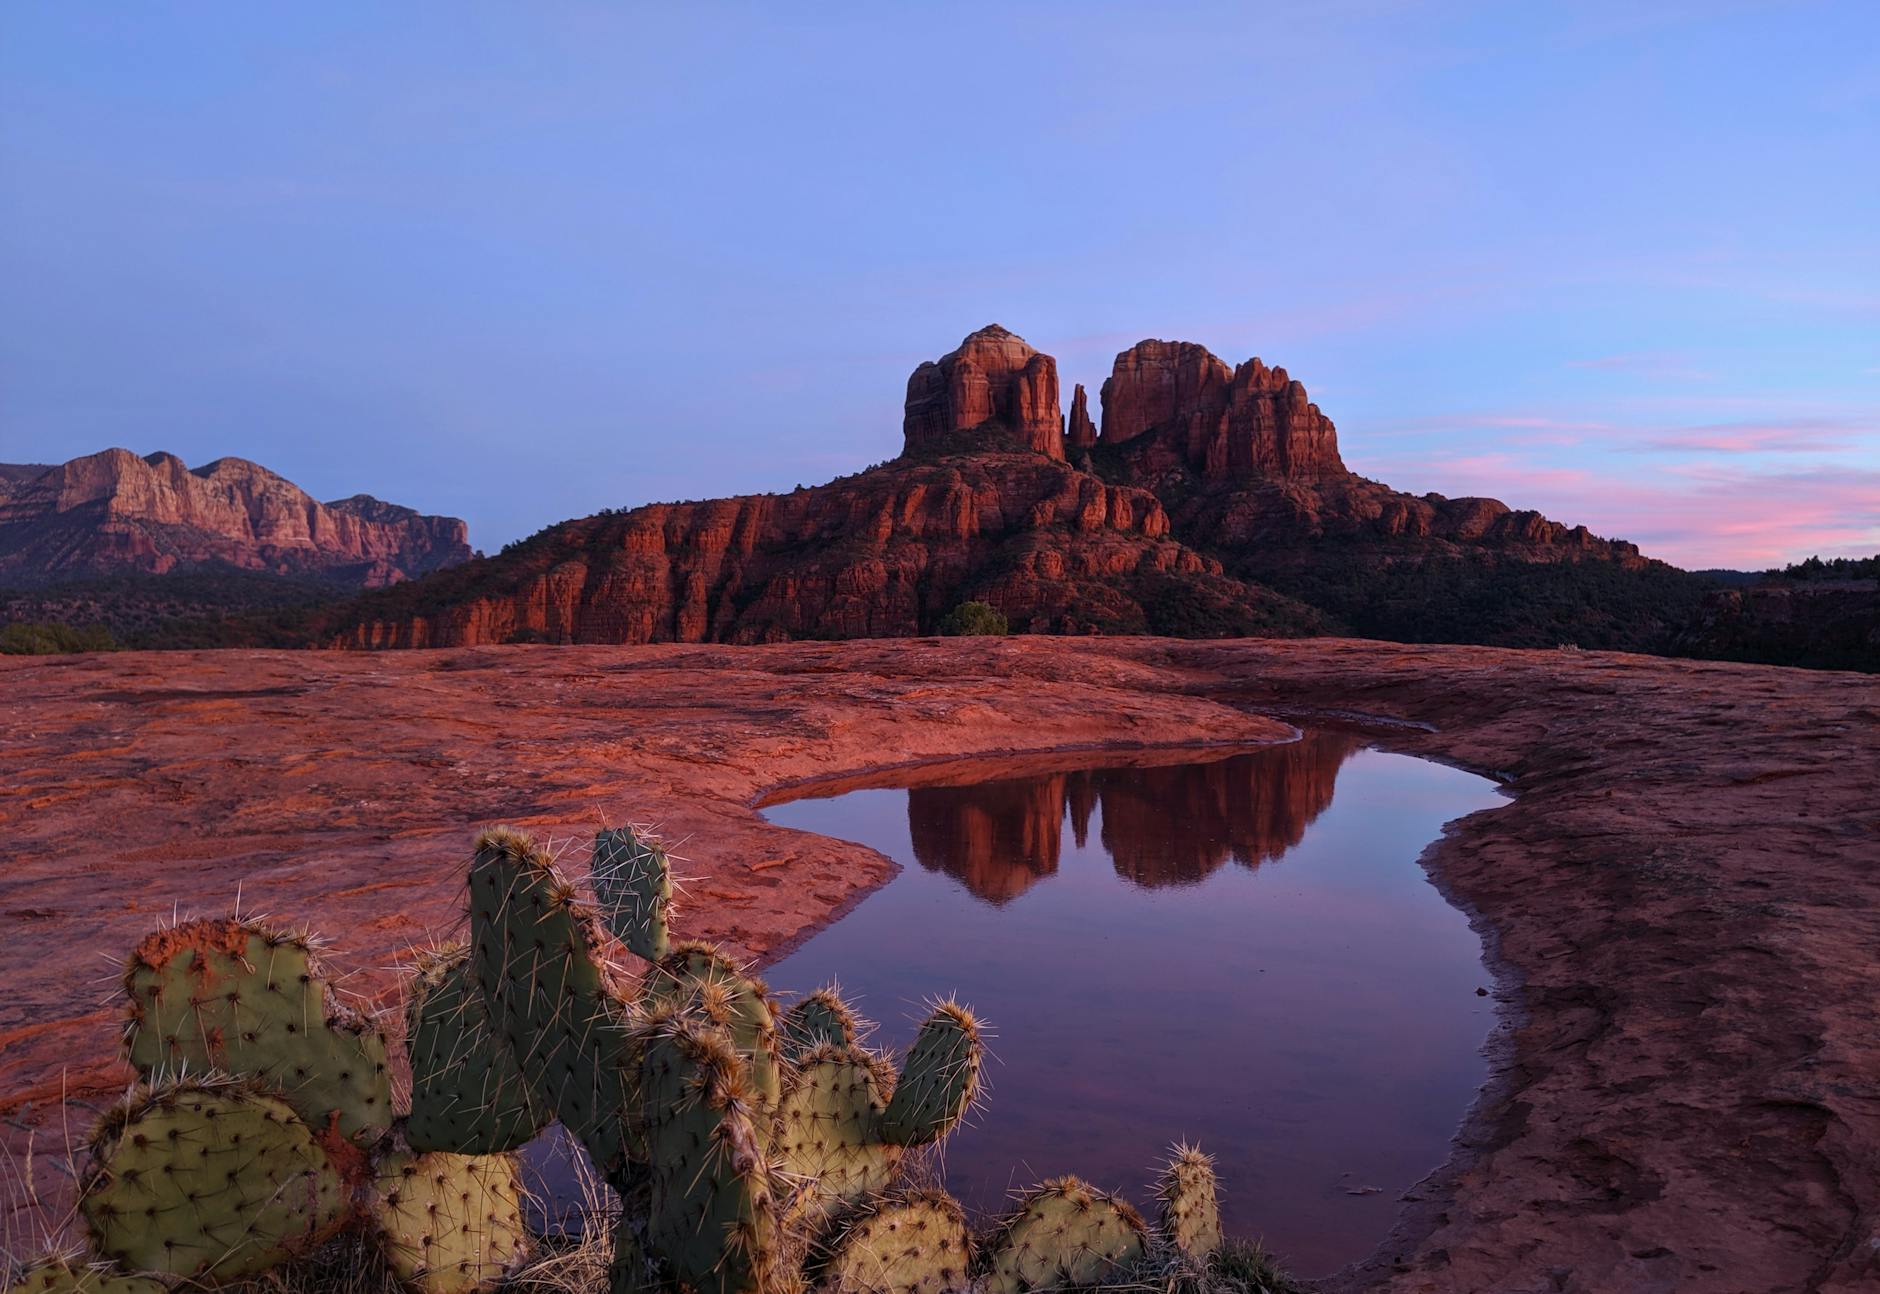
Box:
[1,637,1875,1292]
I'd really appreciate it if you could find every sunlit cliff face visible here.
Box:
[905,732,1364,903]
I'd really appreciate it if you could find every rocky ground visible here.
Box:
[2,638,1875,1293]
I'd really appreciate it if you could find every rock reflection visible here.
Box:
[906,732,1364,901]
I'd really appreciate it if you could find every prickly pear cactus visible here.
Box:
[980,1177,1148,1294]
[592,826,673,963]
[468,827,640,1184]
[2,1258,166,1294]
[778,987,860,1062]
[639,1010,779,1294]
[643,941,782,1138]
[78,1079,348,1280]
[775,1043,901,1211]
[809,1189,973,1294]
[372,1151,530,1294]
[120,918,392,1142]
[878,1000,982,1148]
[405,944,548,1155]
[606,1210,652,1294]
[1156,1143,1222,1258]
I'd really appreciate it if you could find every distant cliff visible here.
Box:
[327,323,1693,651]
[0,449,472,588]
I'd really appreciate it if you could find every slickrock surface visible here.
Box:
[2,638,1875,1292]
[0,449,471,586]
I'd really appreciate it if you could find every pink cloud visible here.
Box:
[1635,417,1867,455]
[1567,350,1715,381]
[1366,450,1880,569]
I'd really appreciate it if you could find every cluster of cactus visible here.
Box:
[6,823,1230,1294]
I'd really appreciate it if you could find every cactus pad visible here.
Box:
[878,1000,982,1148]
[121,918,391,1142]
[644,942,781,1136]
[2,1259,166,1294]
[778,987,860,1063]
[372,1151,529,1294]
[980,1177,1147,1294]
[468,828,640,1183]
[775,1044,900,1211]
[1156,1143,1221,1258]
[591,826,673,963]
[639,1011,779,1294]
[405,945,548,1155]
[79,1079,348,1280]
[810,1190,973,1294]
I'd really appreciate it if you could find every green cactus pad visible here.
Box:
[639,1011,779,1294]
[468,827,640,1183]
[980,1177,1148,1294]
[1156,1144,1221,1259]
[120,917,392,1142]
[591,826,673,964]
[405,945,548,1155]
[809,1189,972,1294]
[878,1000,982,1148]
[606,1209,652,1294]
[2,1258,166,1294]
[775,1043,900,1211]
[778,987,860,1063]
[643,942,781,1139]
[372,1151,530,1294]
[79,1079,348,1280]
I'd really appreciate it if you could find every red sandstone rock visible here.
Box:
[2,638,1876,1291]
[1097,338,1344,479]
[903,325,1064,459]
[1066,382,1097,451]
[0,449,471,586]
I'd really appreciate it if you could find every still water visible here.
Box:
[758,734,1505,1278]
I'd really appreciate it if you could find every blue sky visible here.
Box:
[2,1,1875,568]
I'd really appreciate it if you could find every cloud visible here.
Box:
[1363,448,1880,569]
[1567,350,1715,381]
[1634,417,1868,455]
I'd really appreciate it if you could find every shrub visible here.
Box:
[939,600,1008,636]
[0,620,118,655]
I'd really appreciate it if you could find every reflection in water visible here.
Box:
[762,737,1504,1279]
[908,734,1362,899]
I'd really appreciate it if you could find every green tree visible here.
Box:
[938,601,1008,636]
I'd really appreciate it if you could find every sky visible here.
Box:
[1,2,1875,570]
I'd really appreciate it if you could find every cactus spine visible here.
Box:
[405,945,548,1155]
[2,1259,167,1294]
[592,825,673,963]
[371,1152,530,1294]
[1156,1143,1222,1259]
[980,1177,1149,1294]
[78,1079,349,1280]
[808,1190,973,1294]
[120,919,391,1142]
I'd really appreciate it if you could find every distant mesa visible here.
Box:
[0,448,472,589]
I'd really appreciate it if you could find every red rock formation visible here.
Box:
[1098,339,1344,479]
[332,454,1306,647]
[0,449,471,587]
[1066,383,1097,451]
[903,325,1064,459]
[326,325,1663,650]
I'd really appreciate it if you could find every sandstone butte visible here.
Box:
[326,325,1645,649]
[0,448,473,587]
[3,637,1876,1293]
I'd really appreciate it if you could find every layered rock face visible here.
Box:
[1098,339,1344,480]
[329,323,1662,650]
[903,324,1064,459]
[334,455,1300,648]
[0,449,471,587]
